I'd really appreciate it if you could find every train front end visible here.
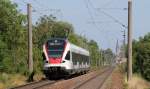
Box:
[43,38,72,77]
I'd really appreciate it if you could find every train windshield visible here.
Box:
[47,39,65,58]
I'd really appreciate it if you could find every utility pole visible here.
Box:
[96,59,98,68]
[27,3,33,76]
[116,39,119,55]
[103,51,105,66]
[101,50,103,66]
[99,51,101,67]
[115,39,119,63]
[127,0,132,81]
[123,30,126,48]
[122,30,126,58]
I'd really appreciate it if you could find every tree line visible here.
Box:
[132,33,150,81]
[0,0,115,77]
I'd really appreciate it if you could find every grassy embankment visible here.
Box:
[119,64,150,89]
[124,74,150,89]
[0,72,44,89]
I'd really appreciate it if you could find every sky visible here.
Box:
[12,0,150,51]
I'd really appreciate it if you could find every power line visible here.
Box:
[89,0,127,11]
[84,0,103,31]
[85,0,125,51]
[87,21,114,24]
[21,0,57,15]
[87,0,127,29]
[33,0,50,10]
[84,0,117,50]
[32,0,64,19]
[96,7,128,10]
[101,0,115,7]
[97,9,128,29]
[33,8,61,12]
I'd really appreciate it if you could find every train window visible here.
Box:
[71,52,90,65]
[65,51,70,60]
[48,51,62,58]
[72,52,76,65]
[47,39,65,58]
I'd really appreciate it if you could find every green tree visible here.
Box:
[132,32,150,81]
[0,0,27,73]
[34,15,74,48]
[102,48,114,65]
[88,40,100,66]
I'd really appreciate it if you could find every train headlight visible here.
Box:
[45,60,48,63]
[62,60,65,63]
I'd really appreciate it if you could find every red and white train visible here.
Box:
[43,38,90,78]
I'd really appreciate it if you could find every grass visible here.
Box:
[33,72,45,81]
[124,74,150,89]
[117,64,150,89]
[0,72,44,89]
[0,73,26,89]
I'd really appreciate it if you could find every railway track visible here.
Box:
[10,67,114,89]
[71,67,114,89]
[11,79,58,89]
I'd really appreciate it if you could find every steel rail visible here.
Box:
[72,67,114,89]
[11,79,57,89]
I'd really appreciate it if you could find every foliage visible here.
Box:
[87,40,101,66]
[0,0,27,74]
[102,48,114,65]
[0,0,104,78]
[132,33,150,81]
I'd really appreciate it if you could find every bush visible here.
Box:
[132,33,150,81]
[138,43,150,81]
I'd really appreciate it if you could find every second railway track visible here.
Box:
[71,67,114,89]
[11,79,59,89]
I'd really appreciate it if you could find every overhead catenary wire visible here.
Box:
[85,0,124,51]
[101,0,115,7]
[96,7,128,10]
[21,0,63,19]
[32,0,64,20]
[84,0,115,50]
[99,0,127,10]
[33,0,51,11]
[92,0,127,10]
[84,0,103,31]
[87,0,128,29]
[96,9,128,29]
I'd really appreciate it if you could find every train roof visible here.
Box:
[47,38,66,41]
[69,42,90,56]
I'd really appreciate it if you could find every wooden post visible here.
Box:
[27,3,33,75]
[127,0,132,81]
